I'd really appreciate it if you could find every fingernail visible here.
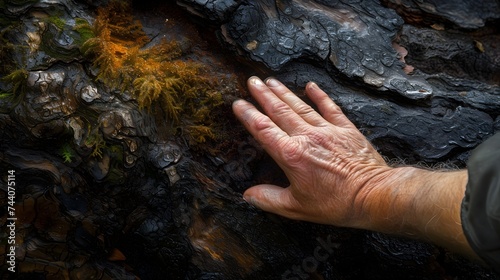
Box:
[243,195,255,206]
[232,99,243,105]
[265,78,281,87]
[308,81,318,89]
[250,77,264,86]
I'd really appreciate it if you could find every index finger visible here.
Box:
[232,98,289,159]
[247,77,308,135]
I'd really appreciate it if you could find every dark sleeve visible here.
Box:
[461,132,500,273]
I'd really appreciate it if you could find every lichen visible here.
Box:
[82,0,228,145]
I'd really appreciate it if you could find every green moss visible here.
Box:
[2,68,27,95]
[61,143,75,163]
[40,27,82,60]
[36,12,92,61]
[0,92,14,99]
[73,18,95,47]
[0,27,17,75]
[48,15,66,30]
[0,68,27,113]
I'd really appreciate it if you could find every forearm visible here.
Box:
[362,167,476,257]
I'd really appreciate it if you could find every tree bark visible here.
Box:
[0,0,498,279]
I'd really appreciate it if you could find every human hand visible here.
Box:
[233,77,476,257]
[232,76,395,228]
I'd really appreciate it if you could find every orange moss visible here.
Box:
[82,0,228,145]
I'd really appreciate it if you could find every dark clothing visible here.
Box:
[462,133,500,273]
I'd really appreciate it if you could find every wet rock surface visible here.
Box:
[219,0,429,98]
[398,24,500,85]
[0,0,499,279]
[382,0,500,29]
[200,0,500,166]
[275,63,498,164]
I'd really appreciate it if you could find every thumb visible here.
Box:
[243,184,300,219]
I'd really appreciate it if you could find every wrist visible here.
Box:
[358,166,474,255]
[353,166,417,232]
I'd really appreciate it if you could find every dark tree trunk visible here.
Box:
[0,0,498,279]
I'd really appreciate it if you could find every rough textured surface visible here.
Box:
[276,63,498,164]
[176,0,241,22]
[197,0,500,166]
[382,0,500,29]
[1,0,499,279]
[398,24,500,85]
[219,0,436,100]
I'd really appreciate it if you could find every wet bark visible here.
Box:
[0,0,499,279]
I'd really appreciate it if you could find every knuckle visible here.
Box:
[305,128,330,146]
[269,101,290,115]
[278,139,304,164]
[295,103,315,115]
[328,102,343,114]
[251,114,273,131]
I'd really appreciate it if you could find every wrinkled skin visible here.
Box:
[233,77,393,228]
[233,76,476,261]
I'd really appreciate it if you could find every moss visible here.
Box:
[2,68,27,95]
[73,18,95,46]
[61,143,75,163]
[39,23,82,61]
[0,27,17,75]
[38,13,93,61]
[0,92,16,114]
[48,15,66,30]
[0,68,27,113]
[84,124,106,158]
[185,125,216,144]
[0,92,15,112]
[82,0,229,145]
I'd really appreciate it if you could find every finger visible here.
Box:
[247,76,308,134]
[305,82,356,128]
[243,184,303,220]
[232,99,289,159]
[264,78,328,127]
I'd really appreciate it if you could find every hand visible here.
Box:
[232,76,394,228]
[233,76,475,258]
